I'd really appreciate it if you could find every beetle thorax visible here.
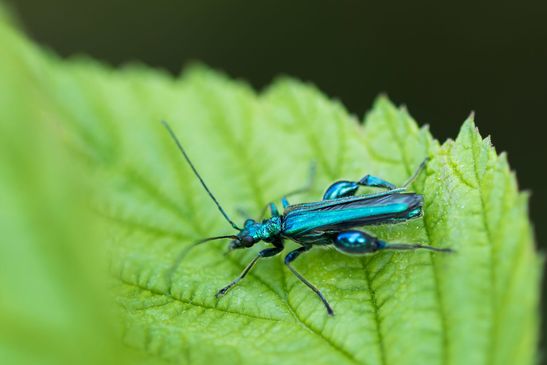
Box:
[241,216,282,242]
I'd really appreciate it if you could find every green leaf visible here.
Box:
[0,16,540,365]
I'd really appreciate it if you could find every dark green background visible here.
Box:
[7,0,546,348]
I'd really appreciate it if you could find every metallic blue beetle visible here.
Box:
[163,121,452,315]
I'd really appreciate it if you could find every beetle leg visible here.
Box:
[258,162,316,218]
[268,202,280,217]
[322,158,430,200]
[332,229,453,255]
[215,240,284,298]
[381,242,454,253]
[401,157,429,188]
[358,175,397,190]
[281,196,290,208]
[282,161,316,198]
[235,207,251,219]
[322,175,397,200]
[284,246,334,316]
[332,230,383,255]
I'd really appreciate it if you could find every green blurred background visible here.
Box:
[4,0,546,357]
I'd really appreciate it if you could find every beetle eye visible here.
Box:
[242,236,254,246]
[244,219,255,227]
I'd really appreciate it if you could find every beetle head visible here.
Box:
[229,218,261,250]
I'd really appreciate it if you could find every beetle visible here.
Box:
[162,121,452,315]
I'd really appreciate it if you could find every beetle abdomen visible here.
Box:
[283,193,423,237]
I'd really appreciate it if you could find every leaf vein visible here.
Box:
[117,275,281,322]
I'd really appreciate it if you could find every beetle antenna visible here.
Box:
[166,235,239,283]
[176,235,239,261]
[162,121,242,231]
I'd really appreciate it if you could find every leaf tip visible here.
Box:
[373,93,394,109]
[462,114,476,129]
